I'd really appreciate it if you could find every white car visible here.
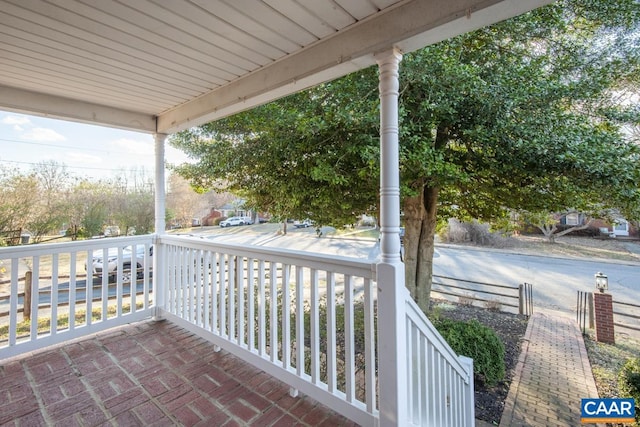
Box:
[220,216,245,227]
[293,219,312,228]
[89,245,153,282]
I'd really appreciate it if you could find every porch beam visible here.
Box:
[0,85,156,133]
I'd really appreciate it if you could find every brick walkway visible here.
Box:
[499,309,600,427]
[0,320,355,426]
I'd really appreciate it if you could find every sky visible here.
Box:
[0,111,192,180]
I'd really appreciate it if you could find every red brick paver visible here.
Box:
[499,309,600,427]
[0,320,356,426]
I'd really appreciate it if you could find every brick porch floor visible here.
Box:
[0,320,357,426]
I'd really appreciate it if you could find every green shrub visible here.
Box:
[618,358,640,425]
[434,318,506,386]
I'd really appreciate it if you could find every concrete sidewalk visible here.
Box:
[499,309,600,427]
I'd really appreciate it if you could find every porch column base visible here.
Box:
[377,262,408,427]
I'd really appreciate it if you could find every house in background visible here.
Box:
[559,211,637,238]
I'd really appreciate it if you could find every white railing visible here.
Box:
[157,234,379,426]
[0,236,155,359]
[406,298,475,426]
[0,234,475,426]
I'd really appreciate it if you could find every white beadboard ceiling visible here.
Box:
[0,0,553,134]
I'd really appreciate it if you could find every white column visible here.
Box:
[154,133,167,235]
[375,48,409,427]
[153,133,167,321]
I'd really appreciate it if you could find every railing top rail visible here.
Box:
[0,235,155,259]
[159,234,377,279]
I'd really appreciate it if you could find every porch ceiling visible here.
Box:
[0,0,552,134]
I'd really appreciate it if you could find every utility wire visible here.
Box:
[0,137,113,153]
[0,158,120,171]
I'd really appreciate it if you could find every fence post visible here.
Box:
[518,284,524,315]
[24,271,32,321]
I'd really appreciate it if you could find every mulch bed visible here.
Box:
[430,300,529,425]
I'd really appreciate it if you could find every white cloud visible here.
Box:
[22,127,66,142]
[1,114,31,131]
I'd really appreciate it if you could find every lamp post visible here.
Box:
[595,271,608,293]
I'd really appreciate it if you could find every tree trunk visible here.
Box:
[416,187,439,312]
[403,185,439,313]
[403,193,423,302]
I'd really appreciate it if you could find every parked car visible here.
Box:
[88,245,153,282]
[103,226,120,237]
[219,216,245,227]
[242,216,254,225]
[293,219,312,228]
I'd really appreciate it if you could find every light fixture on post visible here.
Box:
[595,272,608,293]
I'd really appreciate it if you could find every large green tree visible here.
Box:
[170,0,640,311]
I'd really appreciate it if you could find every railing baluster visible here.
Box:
[170,246,176,316]
[195,249,202,326]
[269,261,278,363]
[128,247,134,314]
[211,253,224,335]
[407,321,414,422]
[282,264,291,369]
[247,258,255,350]
[203,251,210,331]
[326,271,336,392]
[229,255,236,341]
[237,256,245,346]
[219,254,227,338]
[9,258,18,346]
[69,252,76,330]
[180,247,187,320]
[117,248,125,318]
[86,250,93,326]
[30,257,39,340]
[364,277,375,414]
[344,274,355,402]
[188,249,194,323]
[310,269,319,383]
[101,248,110,321]
[295,265,304,377]
[258,260,266,356]
[51,254,59,335]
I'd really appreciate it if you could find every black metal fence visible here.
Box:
[576,290,593,334]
